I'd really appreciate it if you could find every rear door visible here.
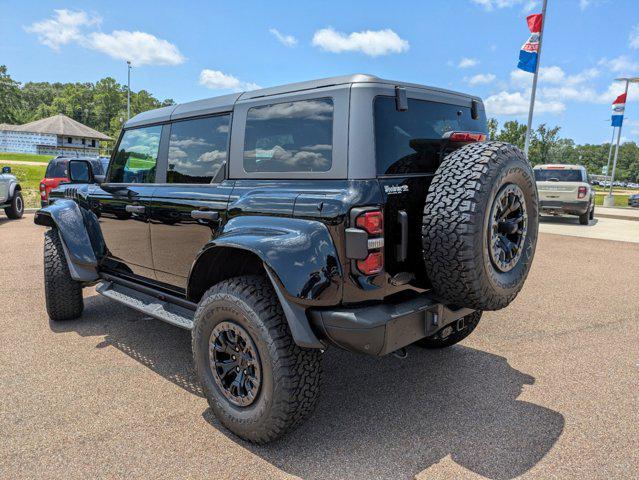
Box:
[149,113,233,289]
[91,124,162,279]
[373,92,488,284]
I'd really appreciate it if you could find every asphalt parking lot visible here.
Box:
[1,214,638,480]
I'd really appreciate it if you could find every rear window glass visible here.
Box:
[168,114,230,183]
[374,96,487,175]
[534,169,583,182]
[243,98,333,173]
[45,160,68,178]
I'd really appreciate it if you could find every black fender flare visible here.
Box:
[189,216,343,349]
[34,199,100,282]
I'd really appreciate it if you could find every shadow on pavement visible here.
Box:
[539,215,598,226]
[52,294,564,480]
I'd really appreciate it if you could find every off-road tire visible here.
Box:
[44,229,84,321]
[579,210,589,225]
[416,311,482,349]
[422,141,538,311]
[5,190,24,219]
[192,275,322,443]
[589,204,595,221]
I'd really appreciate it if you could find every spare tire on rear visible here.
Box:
[422,141,538,311]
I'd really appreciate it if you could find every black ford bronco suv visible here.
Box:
[35,74,538,443]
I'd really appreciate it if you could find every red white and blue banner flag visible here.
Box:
[518,14,543,73]
[611,93,626,127]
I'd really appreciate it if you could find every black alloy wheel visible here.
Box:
[488,183,528,273]
[209,321,262,407]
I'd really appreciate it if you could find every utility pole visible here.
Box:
[604,77,639,207]
[524,0,548,157]
[604,125,616,183]
[127,61,132,120]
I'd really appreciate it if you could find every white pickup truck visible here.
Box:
[0,166,24,219]
[534,164,595,225]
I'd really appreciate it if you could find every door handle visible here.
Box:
[191,210,219,221]
[125,205,146,214]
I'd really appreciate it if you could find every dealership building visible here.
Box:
[0,114,111,156]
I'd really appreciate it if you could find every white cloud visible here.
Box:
[87,31,184,66]
[510,65,599,87]
[579,0,591,9]
[198,69,260,92]
[25,9,101,50]
[598,55,639,73]
[269,28,297,47]
[629,26,639,50]
[458,57,479,68]
[471,0,535,10]
[26,9,184,66]
[312,27,409,57]
[484,91,565,116]
[466,73,496,85]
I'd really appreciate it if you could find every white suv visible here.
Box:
[534,164,595,225]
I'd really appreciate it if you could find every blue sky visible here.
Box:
[2,0,639,144]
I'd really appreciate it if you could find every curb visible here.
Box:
[594,212,639,222]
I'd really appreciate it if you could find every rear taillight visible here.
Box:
[448,132,487,143]
[578,186,587,199]
[356,211,383,235]
[39,183,46,199]
[357,251,383,276]
[351,208,384,276]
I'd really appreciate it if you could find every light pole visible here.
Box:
[603,77,639,207]
[126,61,132,120]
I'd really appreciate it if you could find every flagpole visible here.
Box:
[603,126,616,183]
[607,79,629,199]
[524,0,548,157]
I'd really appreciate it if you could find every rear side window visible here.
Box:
[374,96,488,175]
[167,115,230,184]
[243,98,333,173]
[534,169,584,182]
[108,125,162,183]
[45,160,68,178]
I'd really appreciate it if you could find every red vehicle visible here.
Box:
[40,157,109,206]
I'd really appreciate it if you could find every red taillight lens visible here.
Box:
[578,186,587,199]
[356,211,383,235]
[39,183,46,199]
[449,132,487,143]
[357,251,383,275]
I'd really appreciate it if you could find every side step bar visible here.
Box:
[96,280,194,330]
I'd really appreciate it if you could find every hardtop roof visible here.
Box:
[125,73,481,129]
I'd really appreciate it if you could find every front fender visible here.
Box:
[9,181,20,198]
[208,216,342,306]
[34,199,99,282]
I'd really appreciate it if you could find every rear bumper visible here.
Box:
[539,199,590,215]
[308,293,474,356]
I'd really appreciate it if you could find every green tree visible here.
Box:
[0,65,22,123]
[496,120,528,150]
[487,117,499,140]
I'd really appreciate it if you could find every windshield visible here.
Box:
[534,169,583,182]
[374,96,487,175]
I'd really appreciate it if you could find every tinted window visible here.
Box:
[108,125,162,183]
[45,160,68,178]
[167,115,230,183]
[374,97,488,175]
[534,169,583,182]
[243,98,333,173]
[89,159,105,175]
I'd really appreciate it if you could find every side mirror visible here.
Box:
[2,166,11,174]
[68,160,94,184]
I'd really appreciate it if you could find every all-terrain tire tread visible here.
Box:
[193,275,322,443]
[43,229,84,321]
[422,141,537,311]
